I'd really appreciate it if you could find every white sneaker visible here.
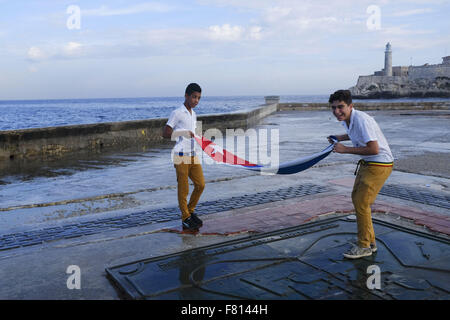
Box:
[343,245,372,259]
[348,239,378,253]
[349,238,377,253]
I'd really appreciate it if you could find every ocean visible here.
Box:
[1,95,448,131]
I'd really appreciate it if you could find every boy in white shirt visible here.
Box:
[328,90,393,259]
[163,83,205,231]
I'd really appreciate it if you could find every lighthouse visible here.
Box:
[384,42,392,76]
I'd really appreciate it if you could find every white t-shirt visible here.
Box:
[166,105,197,153]
[341,109,394,163]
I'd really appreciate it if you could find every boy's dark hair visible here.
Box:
[185,83,202,96]
[329,90,352,105]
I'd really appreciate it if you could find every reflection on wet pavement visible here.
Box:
[106,217,450,300]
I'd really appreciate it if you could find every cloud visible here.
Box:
[370,33,450,51]
[26,42,85,61]
[264,6,292,23]
[392,8,434,17]
[63,42,83,57]
[251,2,367,36]
[381,25,434,36]
[207,24,264,41]
[208,24,244,41]
[249,26,263,40]
[196,0,273,9]
[27,46,46,61]
[83,2,175,16]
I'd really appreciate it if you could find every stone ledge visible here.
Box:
[0,103,277,161]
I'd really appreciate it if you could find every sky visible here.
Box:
[0,0,449,100]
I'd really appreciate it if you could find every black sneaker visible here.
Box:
[190,213,203,227]
[182,216,199,231]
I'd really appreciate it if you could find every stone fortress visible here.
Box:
[350,43,450,98]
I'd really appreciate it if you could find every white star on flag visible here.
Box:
[211,144,223,155]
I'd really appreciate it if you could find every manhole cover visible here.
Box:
[106,217,450,300]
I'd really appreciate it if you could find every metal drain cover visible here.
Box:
[106,217,450,300]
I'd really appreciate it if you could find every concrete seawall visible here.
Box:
[0,103,278,161]
[278,101,450,111]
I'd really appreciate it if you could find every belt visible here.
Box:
[178,152,196,156]
[354,159,394,175]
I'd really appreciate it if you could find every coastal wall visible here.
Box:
[0,102,278,162]
[362,65,450,82]
[278,101,450,111]
[409,64,450,80]
[350,74,450,98]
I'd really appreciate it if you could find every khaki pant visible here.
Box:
[352,163,393,248]
[174,155,205,221]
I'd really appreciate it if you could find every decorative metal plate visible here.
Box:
[106,217,450,300]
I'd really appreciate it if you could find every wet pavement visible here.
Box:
[0,108,449,299]
[1,182,449,252]
[106,217,450,300]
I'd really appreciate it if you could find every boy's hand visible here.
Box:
[327,135,337,144]
[333,142,347,153]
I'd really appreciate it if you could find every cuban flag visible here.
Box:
[195,135,337,175]
[194,135,261,167]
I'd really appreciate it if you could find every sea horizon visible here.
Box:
[1,94,449,131]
